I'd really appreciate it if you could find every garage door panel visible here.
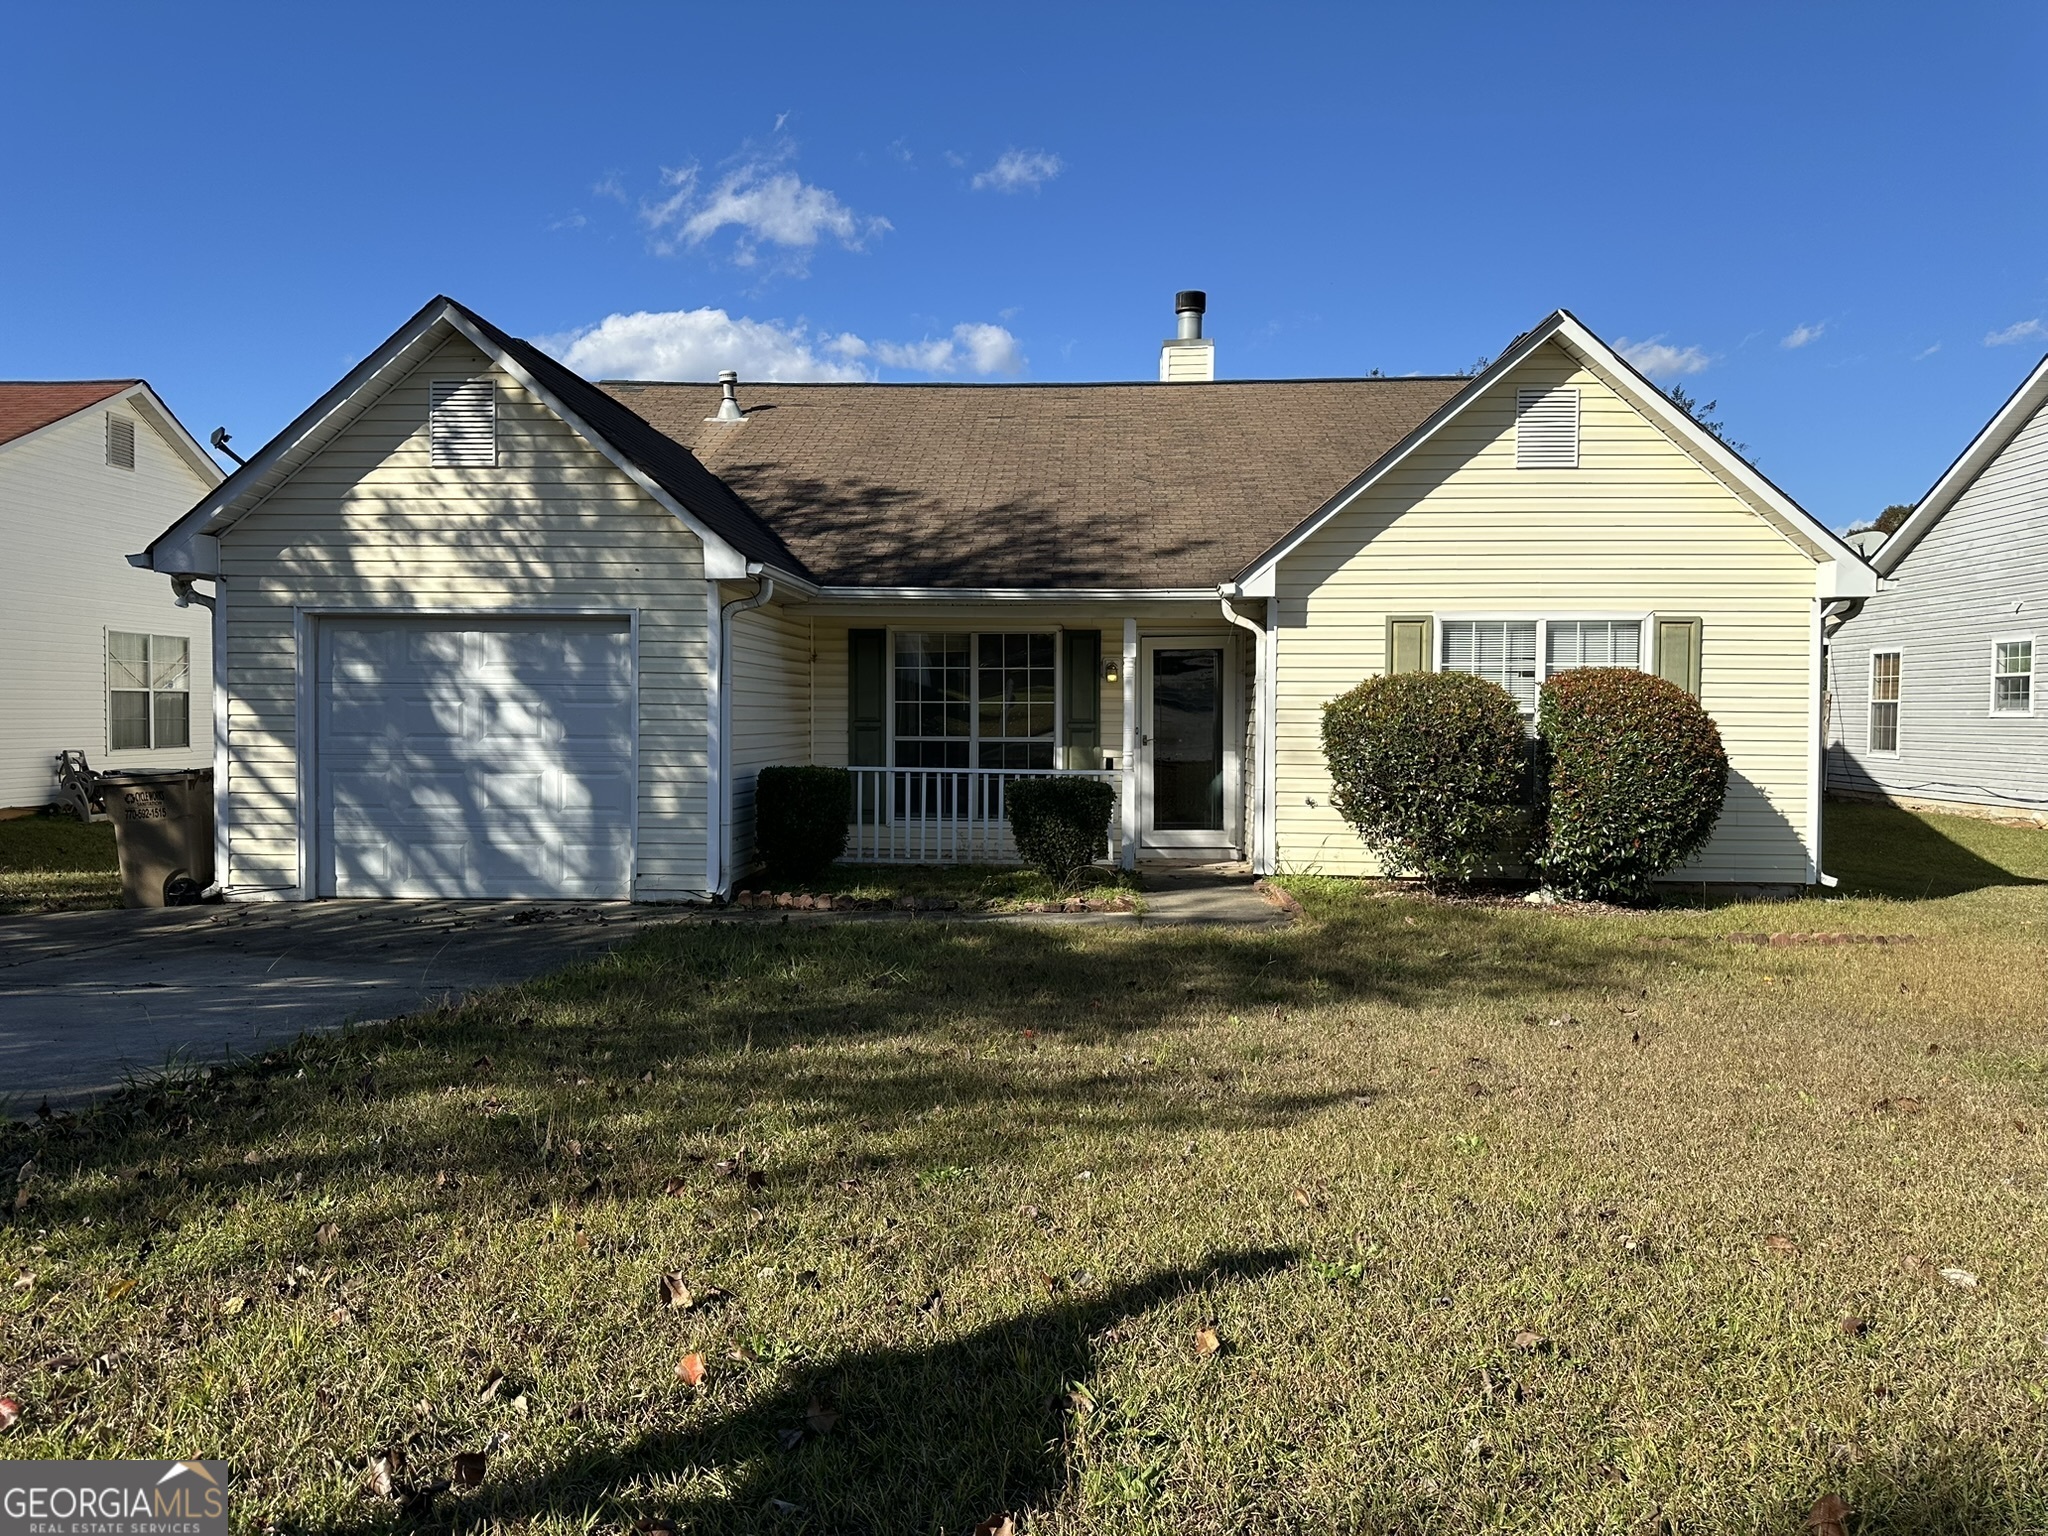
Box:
[316,618,635,899]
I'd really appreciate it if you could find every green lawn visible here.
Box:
[2,804,2046,1532]
[0,815,119,915]
[737,861,1142,910]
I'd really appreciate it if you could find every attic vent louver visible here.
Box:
[1515,387,1579,468]
[105,414,135,470]
[430,378,497,467]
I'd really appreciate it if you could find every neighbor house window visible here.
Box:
[1993,638,2034,714]
[1440,616,1645,715]
[893,632,1055,771]
[1869,650,1901,752]
[108,632,191,750]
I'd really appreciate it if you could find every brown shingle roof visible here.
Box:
[0,380,138,450]
[604,377,1466,589]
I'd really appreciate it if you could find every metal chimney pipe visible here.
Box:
[1175,290,1206,341]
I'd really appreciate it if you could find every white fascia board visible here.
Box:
[436,309,751,579]
[807,586,1223,603]
[123,385,226,489]
[1874,349,2048,576]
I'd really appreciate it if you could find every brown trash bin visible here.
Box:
[101,769,215,908]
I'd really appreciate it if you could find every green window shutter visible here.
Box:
[1386,615,1434,674]
[1063,629,1102,768]
[848,628,887,765]
[1653,617,1703,696]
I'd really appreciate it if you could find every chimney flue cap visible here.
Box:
[1175,290,1206,314]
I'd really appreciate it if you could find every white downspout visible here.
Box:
[715,566,774,898]
[168,574,231,899]
[1218,588,1272,874]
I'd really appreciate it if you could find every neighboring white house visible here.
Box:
[0,382,223,812]
[1829,351,2048,822]
[134,295,1874,902]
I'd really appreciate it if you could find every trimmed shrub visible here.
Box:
[754,766,851,881]
[1320,671,1531,885]
[1005,776,1117,891]
[1535,668,1728,904]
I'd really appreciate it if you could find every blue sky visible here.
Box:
[5,1,2045,529]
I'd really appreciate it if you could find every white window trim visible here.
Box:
[1432,612,1651,711]
[1868,647,1902,755]
[885,626,1065,770]
[1989,633,2036,717]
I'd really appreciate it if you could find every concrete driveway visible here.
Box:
[0,901,683,1115]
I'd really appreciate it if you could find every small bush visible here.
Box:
[1320,672,1530,885]
[1536,668,1728,904]
[1005,776,1117,891]
[754,766,851,882]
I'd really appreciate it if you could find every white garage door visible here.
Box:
[316,618,635,898]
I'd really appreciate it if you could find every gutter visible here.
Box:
[714,566,776,897]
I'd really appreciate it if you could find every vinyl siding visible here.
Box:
[728,602,813,871]
[0,401,215,807]
[217,336,712,897]
[1828,395,2048,814]
[1272,341,1820,883]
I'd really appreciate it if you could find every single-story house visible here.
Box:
[1828,348,2048,822]
[1,380,222,812]
[135,294,1875,901]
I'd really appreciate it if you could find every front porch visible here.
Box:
[727,597,1272,875]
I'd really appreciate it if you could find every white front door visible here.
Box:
[1139,637,1237,852]
[314,617,636,898]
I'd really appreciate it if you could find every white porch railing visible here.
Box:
[843,767,1122,865]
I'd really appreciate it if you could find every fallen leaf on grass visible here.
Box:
[1511,1329,1548,1353]
[805,1395,841,1435]
[221,1295,248,1316]
[1764,1235,1800,1256]
[314,1222,341,1248]
[777,1427,804,1450]
[635,1520,679,1536]
[1939,1267,1980,1289]
[676,1352,707,1388]
[104,1277,139,1302]
[10,1271,32,1291]
[1839,1315,1869,1338]
[1194,1325,1222,1358]
[450,1451,487,1488]
[242,1149,262,1165]
[657,1273,695,1309]
[476,1369,504,1402]
[0,1396,20,1431]
[974,1517,1019,1536]
[1806,1493,1851,1535]
[367,1447,406,1498]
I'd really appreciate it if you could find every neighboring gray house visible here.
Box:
[1828,351,2048,822]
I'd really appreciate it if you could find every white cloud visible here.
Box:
[538,310,1025,381]
[1985,318,2045,346]
[1914,342,1942,361]
[592,172,627,203]
[971,149,1063,193]
[538,308,872,383]
[639,158,888,267]
[1781,321,1826,349]
[874,322,1025,376]
[1616,335,1711,378]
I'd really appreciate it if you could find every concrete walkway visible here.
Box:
[0,901,678,1115]
[1137,864,1293,926]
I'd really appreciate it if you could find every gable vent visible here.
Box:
[1515,387,1579,469]
[430,378,497,468]
[105,413,136,470]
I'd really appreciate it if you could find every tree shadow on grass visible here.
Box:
[316,1247,1297,1536]
[1763,1438,2048,1534]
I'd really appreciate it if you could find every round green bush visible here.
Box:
[1320,671,1531,885]
[1004,776,1116,891]
[755,765,851,882]
[1535,668,1728,904]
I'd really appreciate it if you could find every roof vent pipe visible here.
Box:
[1175,290,1206,341]
[709,369,745,423]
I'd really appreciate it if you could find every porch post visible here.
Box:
[1120,618,1138,870]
